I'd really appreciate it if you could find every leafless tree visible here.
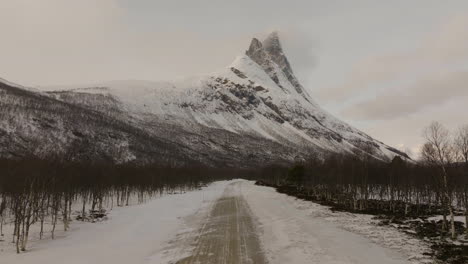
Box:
[455,125,468,164]
[0,157,240,253]
[455,124,468,234]
[421,121,456,239]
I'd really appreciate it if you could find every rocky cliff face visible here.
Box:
[0,32,408,166]
[248,31,307,96]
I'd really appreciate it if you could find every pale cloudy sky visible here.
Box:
[1,0,468,158]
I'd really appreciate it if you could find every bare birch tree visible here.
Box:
[455,124,468,234]
[421,121,457,239]
[455,125,468,164]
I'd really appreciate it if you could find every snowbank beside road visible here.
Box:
[241,181,432,264]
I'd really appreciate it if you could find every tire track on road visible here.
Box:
[176,182,267,264]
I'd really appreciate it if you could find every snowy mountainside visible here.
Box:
[0,81,208,165]
[0,32,407,165]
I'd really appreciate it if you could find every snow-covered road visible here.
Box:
[174,181,267,264]
[2,180,428,264]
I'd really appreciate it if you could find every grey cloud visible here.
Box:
[342,71,468,120]
[318,14,468,103]
[276,29,318,84]
[1,0,467,90]
[0,0,323,87]
[359,100,468,159]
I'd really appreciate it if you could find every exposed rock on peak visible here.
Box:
[262,31,306,96]
[245,38,270,70]
[245,36,285,93]
[247,38,263,55]
[245,32,308,98]
[262,31,282,54]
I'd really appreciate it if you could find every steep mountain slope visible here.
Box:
[0,82,210,165]
[0,32,407,166]
[0,80,304,166]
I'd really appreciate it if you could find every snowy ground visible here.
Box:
[0,181,231,264]
[1,180,434,264]
[427,215,467,225]
[241,182,432,264]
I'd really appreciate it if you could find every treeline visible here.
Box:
[0,158,252,253]
[257,122,468,240]
[258,155,467,217]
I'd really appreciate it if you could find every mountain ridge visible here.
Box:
[0,32,409,166]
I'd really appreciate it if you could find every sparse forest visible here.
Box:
[0,158,252,253]
[258,153,468,228]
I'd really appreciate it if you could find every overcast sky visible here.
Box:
[1,0,468,158]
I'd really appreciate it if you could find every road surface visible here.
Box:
[176,183,266,264]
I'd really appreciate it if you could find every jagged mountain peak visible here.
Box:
[247,38,263,55]
[245,38,269,69]
[263,31,307,96]
[262,31,282,54]
[245,32,308,98]
[246,31,283,57]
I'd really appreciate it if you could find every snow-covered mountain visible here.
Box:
[0,32,407,166]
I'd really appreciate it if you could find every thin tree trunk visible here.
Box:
[81,197,87,220]
[465,212,468,235]
[40,215,44,239]
[21,205,33,251]
[441,166,456,239]
[448,205,456,239]
[15,227,20,253]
